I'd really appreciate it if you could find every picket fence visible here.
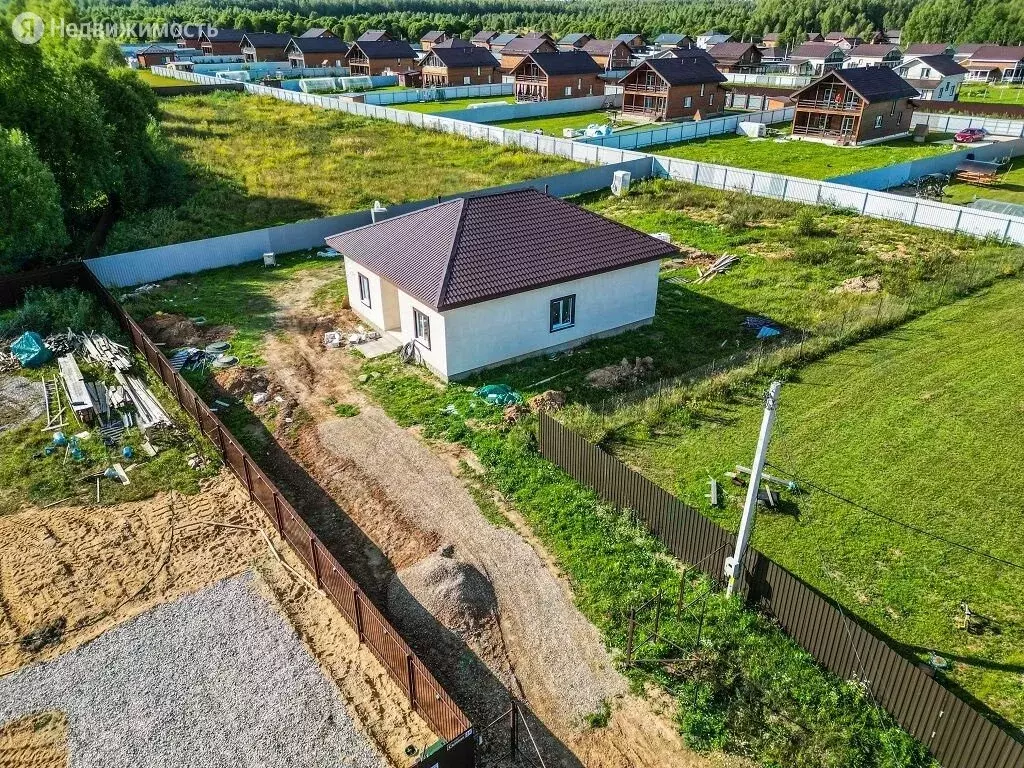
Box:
[150,66,1024,249]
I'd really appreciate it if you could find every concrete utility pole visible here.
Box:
[725,380,782,597]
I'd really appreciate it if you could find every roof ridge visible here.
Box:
[435,198,467,308]
[326,197,462,240]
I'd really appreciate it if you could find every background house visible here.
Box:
[788,42,846,75]
[326,188,676,381]
[511,51,605,101]
[136,44,186,68]
[791,66,919,144]
[500,37,557,72]
[844,43,902,69]
[472,31,498,47]
[300,28,337,39]
[616,33,645,50]
[286,37,349,68]
[240,32,290,63]
[905,43,956,57]
[898,55,968,100]
[958,45,1024,82]
[357,30,391,42]
[420,31,448,51]
[346,40,418,76]
[654,33,694,49]
[824,32,860,49]
[581,39,633,71]
[488,33,519,53]
[697,31,732,49]
[199,29,245,56]
[619,57,727,120]
[421,46,501,86]
[708,42,763,73]
[558,33,594,50]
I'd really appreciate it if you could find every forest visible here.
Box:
[0,0,185,273]
[76,0,1024,46]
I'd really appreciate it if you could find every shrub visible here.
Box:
[795,208,820,237]
[0,287,119,339]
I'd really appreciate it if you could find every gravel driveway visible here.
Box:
[0,571,388,768]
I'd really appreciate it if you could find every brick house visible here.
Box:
[500,37,557,72]
[619,57,727,120]
[421,46,501,86]
[707,42,763,73]
[286,37,349,68]
[791,66,919,144]
[240,32,291,63]
[581,39,633,71]
[345,40,418,76]
[199,29,245,56]
[511,51,605,101]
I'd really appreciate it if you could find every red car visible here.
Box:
[954,127,987,143]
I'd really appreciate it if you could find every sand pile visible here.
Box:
[140,314,234,349]
[387,548,497,642]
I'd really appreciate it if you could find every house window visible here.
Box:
[921,67,931,79]
[897,110,903,124]
[413,308,431,348]
[564,85,572,96]
[549,294,576,332]
[699,83,705,96]
[578,78,582,89]
[890,100,897,115]
[709,93,714,105]
[684,95,692,107]
[358,273,371,307]
[874,114,883,129]
[464,76,471,85]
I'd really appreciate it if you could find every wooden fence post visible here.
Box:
[354,590,364,640]
[272,493,284,535]
[241,456,255,503]
[406,654,418,710]
[309,536,323,589]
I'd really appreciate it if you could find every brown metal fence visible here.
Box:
[0,265,473,760]
[537,413,1024,768]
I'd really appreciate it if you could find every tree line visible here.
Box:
[77,0,1024,46]
[0,0,184,273]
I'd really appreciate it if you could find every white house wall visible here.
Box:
[397,292,449,377]
[441,260,660,379]
[345,258,400,330]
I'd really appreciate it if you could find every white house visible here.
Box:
[697,31,732,50]
[788,42,846,76]
[897,55,968,101]
[844,43,902,69]
[326,188,677,381]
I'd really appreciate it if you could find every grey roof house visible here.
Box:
[326,188,676,380]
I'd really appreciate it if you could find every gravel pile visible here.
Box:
[0,572,388,768]
[388,547,498,643]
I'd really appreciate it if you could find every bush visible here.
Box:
[795,208,820,237]
[0,287,119,339]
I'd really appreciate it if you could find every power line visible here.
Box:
[765,462,1024,573]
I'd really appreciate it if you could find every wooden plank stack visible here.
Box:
[694,254,740,284]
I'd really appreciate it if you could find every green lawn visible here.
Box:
[464,179,1022,404]
[648,124,957,180]
[959,82,1024,105]
[609,278,1024,728]
[943,158,1024,207]
[492,110,616,135]
[124,251,342,369]
[137,69,189,88]
[395,95,516,113]
[103,92,580,254]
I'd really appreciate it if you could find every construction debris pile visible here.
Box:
[168,342,238,373]
[323,326,380,350]
[45,332,173,442]
[694,254,740,284]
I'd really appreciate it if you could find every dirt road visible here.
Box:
[252,270,746,768]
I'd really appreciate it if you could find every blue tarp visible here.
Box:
[11,332,52,368]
